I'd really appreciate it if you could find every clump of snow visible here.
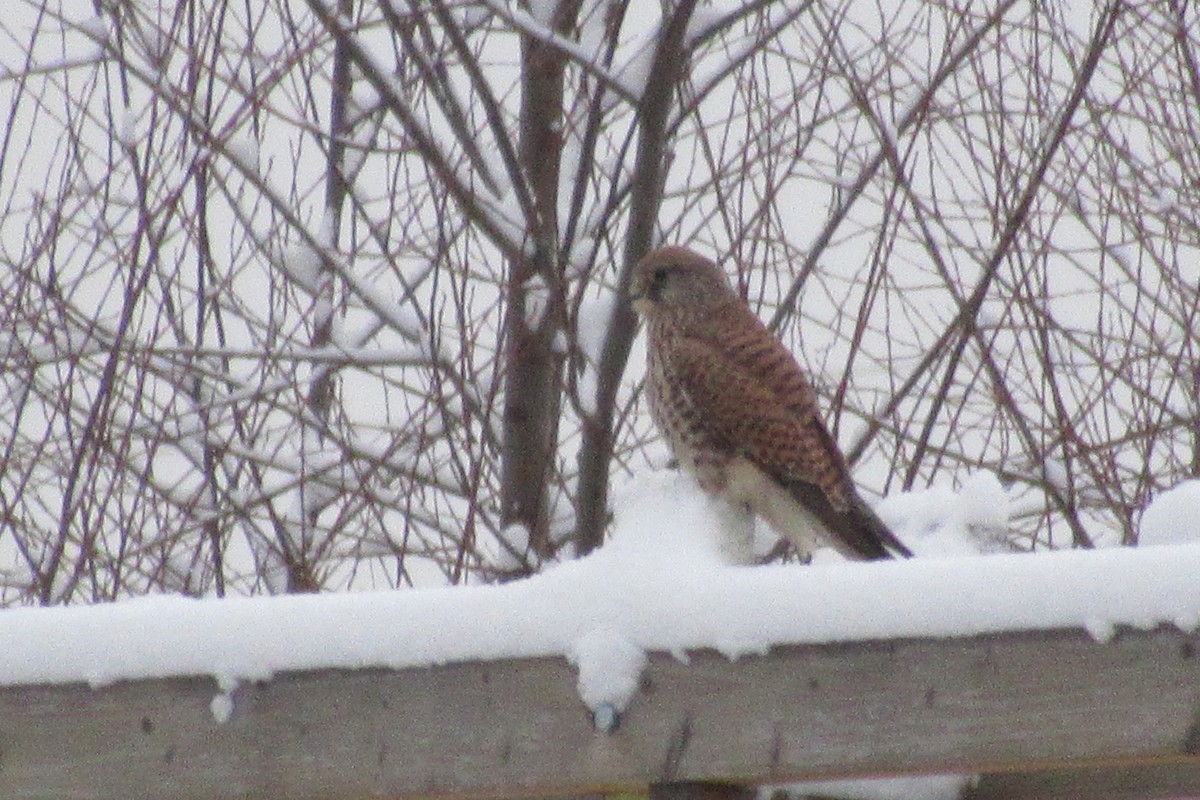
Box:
[117,106,139,148]
[210,692,234,724]
[613,31,660,101]
[575,287,617,367]
[525,0,558,25]
[567,624,646,720]
[225,135,260,173]
[483,522,531,573]
[460,4,490,29]
[522,274,551,330]
[1083,616,1116,644]
[878,471,1011,556]
[685,2,737,45]
[1042,459,1070,492]
[76,14,109,44]
[351,82,381,114]
[280,240,324,295]
[956,471,1008,531]
[1151,187,1178,215]
[1139,480,1200,546]
[767,774,970,800]
[600,472,737,567]
[551,329,568,355]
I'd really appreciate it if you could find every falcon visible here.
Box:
[630,245,911,561]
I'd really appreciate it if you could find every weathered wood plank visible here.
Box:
[1,627,1198,800]
[966,760,1200,800]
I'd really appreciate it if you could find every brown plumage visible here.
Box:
[630,245,911,561]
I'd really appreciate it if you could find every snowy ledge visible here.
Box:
[1,541,1200,692]
[4,477,1200,800]
[2,474,1200,692]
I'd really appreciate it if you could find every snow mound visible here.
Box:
[1140,480,1200,546]
[878,471,1011,556]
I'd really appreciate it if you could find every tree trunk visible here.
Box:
[499,0,583,558]
[574,0,699,555]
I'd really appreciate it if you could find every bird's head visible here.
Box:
[630,246,733,319]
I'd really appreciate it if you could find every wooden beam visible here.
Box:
[967,761,1200,800]
[1,627,1198,800]
[650,782,756,800]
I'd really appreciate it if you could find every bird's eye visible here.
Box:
[651,268,668,289]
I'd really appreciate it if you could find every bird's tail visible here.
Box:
[782,477,912,560]
[842,492,912,560]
